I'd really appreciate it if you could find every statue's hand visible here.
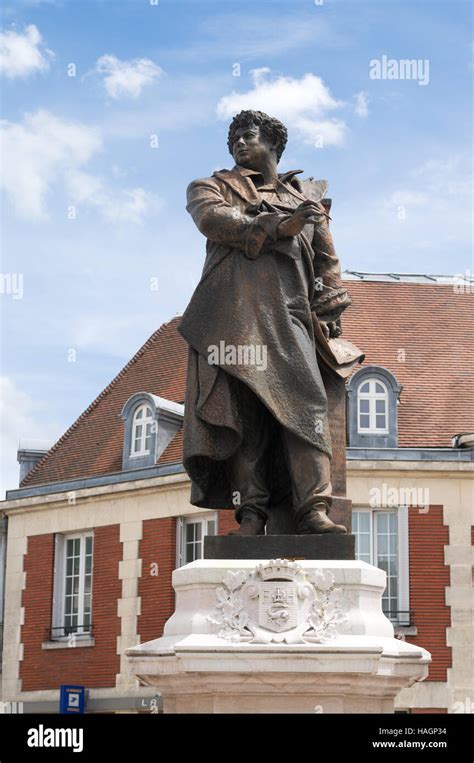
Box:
[320,319,342,339]
[277,200,327,237]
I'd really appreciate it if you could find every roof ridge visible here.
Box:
[21,317,182,487]
[343,270,474,285]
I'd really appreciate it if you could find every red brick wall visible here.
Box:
[137,517,176,644]
[406,506,451,681]
[21,525,122,691]
[218,509,239,534]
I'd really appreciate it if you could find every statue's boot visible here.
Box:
[228,508,266,536]
[296,505,347,535]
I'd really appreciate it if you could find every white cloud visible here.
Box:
[95,54,163,99]
[386,190,429,208]
[0,24,53,79]
[1,109,100,219]
[174,12,346,63]
[0,109,160,223]
[354,91,369,118]
[386,156,472,213]
[67,170,162,224]
[0,376,59,498]
[410,157,470,197]
[216,69,347,147]
[334,153,472,270]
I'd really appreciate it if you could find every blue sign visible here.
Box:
[60,685,85,714]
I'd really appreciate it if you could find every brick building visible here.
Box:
[0,273,473,713]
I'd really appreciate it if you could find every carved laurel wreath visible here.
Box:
[208,563,347,643]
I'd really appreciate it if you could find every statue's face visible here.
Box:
[231,124,275,168]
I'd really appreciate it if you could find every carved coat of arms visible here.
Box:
[259,582,298,632]
[208,559,347,644]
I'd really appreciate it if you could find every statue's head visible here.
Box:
[227,110,288,168]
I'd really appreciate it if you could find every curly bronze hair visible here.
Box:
[227,110,288,162]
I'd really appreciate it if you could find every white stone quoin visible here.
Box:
[126,559,430,713]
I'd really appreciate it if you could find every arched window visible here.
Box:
[347,366,402,448]
[121,393,184,471]
[357,379,389,434]
[131,404,153,456]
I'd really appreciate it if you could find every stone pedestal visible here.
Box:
[126,558,430,713]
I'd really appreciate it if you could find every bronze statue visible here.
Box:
[179,110,354,536]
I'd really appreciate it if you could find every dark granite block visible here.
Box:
[204,534,355,560]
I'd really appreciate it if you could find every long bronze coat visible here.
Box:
[178,166,351,509]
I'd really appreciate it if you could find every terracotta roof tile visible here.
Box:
[342,282,473,448]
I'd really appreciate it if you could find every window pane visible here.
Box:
[136,408,143,419]
[377,513,389,532]
[359,414,370,429]
[352,512,372,564]
[359,399,370,413]
[358,534,370,557]
[61,534,94,636]
[359,382,370,393]
[378,534,388,555]
[375,399,386,413]
[144,423,152,451]
[376,414,386,429]
[186,523,195,543]
[355,512,370,533]
[376,511,398,617]
[375,382,385,394]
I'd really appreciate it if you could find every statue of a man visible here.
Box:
[178,110,352,536]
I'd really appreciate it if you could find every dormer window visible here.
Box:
[131,404,153,456]
[357,379,389,434]
[121,392,184,471]
[347,366,402,448]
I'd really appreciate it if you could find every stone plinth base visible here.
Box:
[126,559,430,714]
[204,534,355,560]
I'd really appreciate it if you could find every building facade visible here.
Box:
[1,274,473,713]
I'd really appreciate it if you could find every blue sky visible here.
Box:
[1,0,472,496]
